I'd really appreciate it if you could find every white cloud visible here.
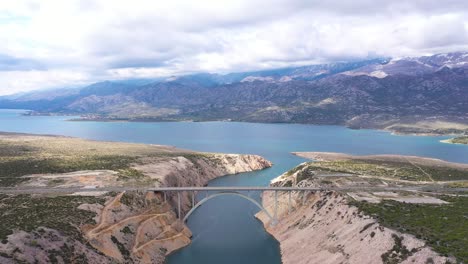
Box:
[0,0,467,95]
[0,70,89,95]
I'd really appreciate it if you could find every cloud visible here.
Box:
[0,0,467,95]
[0,70,89,95]
[0,54,45,71]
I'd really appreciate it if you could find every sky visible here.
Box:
[0,0,467,95]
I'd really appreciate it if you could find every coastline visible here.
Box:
[66,118,468,137]
[8,108,468,137]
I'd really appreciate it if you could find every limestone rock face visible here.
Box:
[213,154,273,174]
[0,153,272,264]
[256,168,452,264]
[142,154,272,213]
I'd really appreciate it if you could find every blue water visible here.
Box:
[1,109,467,263]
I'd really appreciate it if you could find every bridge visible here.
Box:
[1,186,466,225]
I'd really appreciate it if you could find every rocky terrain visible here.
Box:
[0,133,272,263]
[256,152,468,264]
[1,52,467,135]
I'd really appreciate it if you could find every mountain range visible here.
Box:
[1,52,468,135]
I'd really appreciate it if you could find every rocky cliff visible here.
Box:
[258,191,452,264]
[256,153,465,264]
[80,154,273,263]
[0,134,272,263]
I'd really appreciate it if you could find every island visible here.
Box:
[0,132,272,263]
[257,152,468,264]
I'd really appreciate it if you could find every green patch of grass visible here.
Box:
[350,196,468,263]
[117,168,146,181]
[0,194,105,241]
[285,163,307,176]
[0,142,38,157]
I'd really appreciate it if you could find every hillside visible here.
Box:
[257,152,468,264]
[1,53,468,135]
[0,133,272,263]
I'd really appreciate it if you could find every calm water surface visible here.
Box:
[1,109,467,264]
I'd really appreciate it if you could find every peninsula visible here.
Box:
[441,136,468,145]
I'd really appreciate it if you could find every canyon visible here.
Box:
[0,133,272,263]
[257,152,467,264]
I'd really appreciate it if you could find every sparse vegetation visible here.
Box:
[0,155,139,186]
[111,235,131,259]
[121,226,133,235]
[351,196,468,263]
[285,163,307,176]
[117,168,146,180]
[0,194,105,241]
[300,159,468,181]
[0,135,209,186]
[0,133,268,262]
[47,244,90,264]
[446,136,468,145]
[380,234,414,264]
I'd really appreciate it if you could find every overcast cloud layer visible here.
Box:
[0,0,467,95]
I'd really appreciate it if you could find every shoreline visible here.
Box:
[63,118,468,137]
[4,108,466,136]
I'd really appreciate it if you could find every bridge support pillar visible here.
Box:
[163,192,166,203]
[178,192,181,220]
[288,191,291,214]
[192,191,195,208]
[273,190,278,226]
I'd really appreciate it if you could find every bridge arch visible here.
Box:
[182,191,276,224]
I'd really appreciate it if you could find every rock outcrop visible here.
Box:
[256,163,454,264]
[78,153,273,263]
[0,152,272,263]
[135,154,272,212]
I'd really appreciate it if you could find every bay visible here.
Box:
[1,109,467,264]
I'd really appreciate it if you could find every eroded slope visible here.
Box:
[257,152,467,263]
[0,133,272,263]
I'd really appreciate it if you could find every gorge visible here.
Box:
[0,109,467,263]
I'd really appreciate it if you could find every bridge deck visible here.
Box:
[0,186,466,194]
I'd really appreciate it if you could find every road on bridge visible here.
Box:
[0,186,466,194]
